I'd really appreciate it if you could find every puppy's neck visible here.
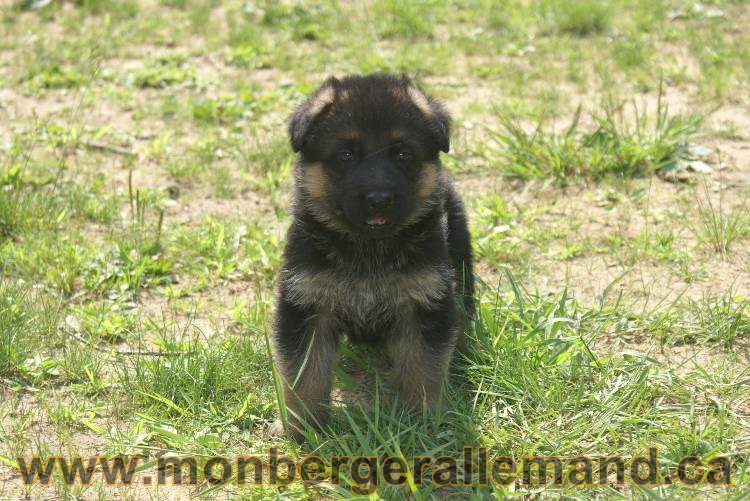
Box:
[296,205,445,271]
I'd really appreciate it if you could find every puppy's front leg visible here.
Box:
[389,300,458,411]
[272,299,340,437]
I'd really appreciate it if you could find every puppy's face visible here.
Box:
[289,74,451,238]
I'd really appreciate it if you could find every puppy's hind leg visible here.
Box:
[445,184,475,318]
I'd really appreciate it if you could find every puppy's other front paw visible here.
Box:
[269,419,305,443]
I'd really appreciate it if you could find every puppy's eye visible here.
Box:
[397,149,412,162]
[337,149,355,164]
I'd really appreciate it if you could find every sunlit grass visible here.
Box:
[0,0,748,497]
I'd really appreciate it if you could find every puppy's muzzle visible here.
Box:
[366,191,394,211]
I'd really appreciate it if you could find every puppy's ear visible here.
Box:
[404,80,451,153]
[289,77,338,152]
[426,98,451,154]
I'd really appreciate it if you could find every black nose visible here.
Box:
[366,191,394,211]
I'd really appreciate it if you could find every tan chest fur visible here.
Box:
[284,265,452,323]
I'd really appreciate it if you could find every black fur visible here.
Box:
[271,74,474,438]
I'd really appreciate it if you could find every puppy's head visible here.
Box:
[289,74,450,238]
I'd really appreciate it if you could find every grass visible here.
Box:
[541,0,614,36]
[687,293,750,349]
[0,167,65,243]
[0,285,36,379]
[133,56,195,89]
[693,181,749,255]
[0,0,749,498]
[0,283,59,382]
[485,88,703,183]
[121,332,268,426]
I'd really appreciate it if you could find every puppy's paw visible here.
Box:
[270,419,305,443]
[269,419,286,438]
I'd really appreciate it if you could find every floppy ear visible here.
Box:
[289,77,338,153]
[404,79,451,153]
[426,98,451,154]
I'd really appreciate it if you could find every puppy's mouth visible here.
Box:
[365,216,391,230]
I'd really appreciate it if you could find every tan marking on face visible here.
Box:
[388,129,406,141]
[303,162,327,201]
[307,85,336,118]
[339,129,362,141]
[403,164,445,228]
[301,163,348,232]
[406,85,434,117]
[418,162,439,200]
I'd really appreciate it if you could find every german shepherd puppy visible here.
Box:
[271,74,474,439]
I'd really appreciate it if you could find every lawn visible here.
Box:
[0,0,748,498]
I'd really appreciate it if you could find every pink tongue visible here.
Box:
[367,216,387,226]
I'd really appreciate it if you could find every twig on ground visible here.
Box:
[82,140,136,157]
